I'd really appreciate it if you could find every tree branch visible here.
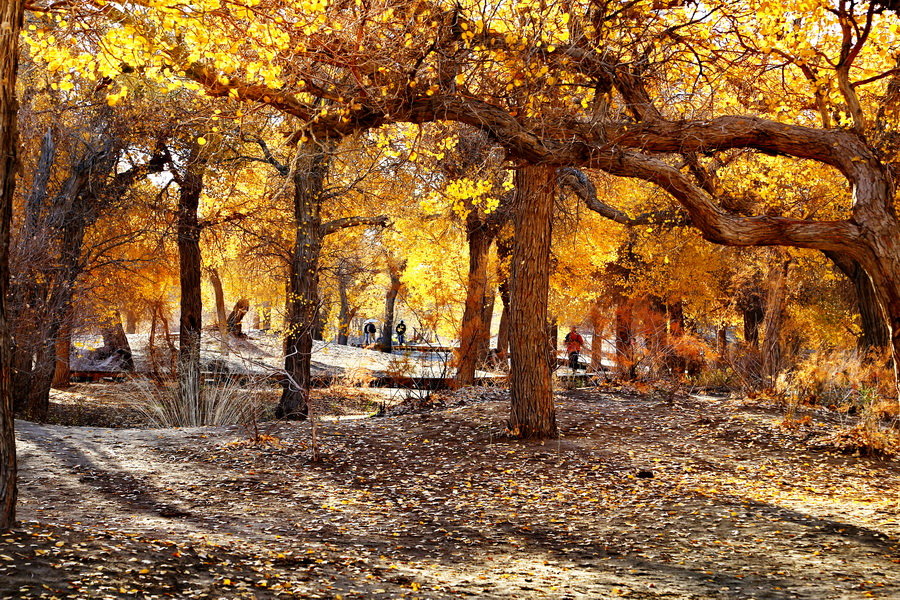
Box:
[322,215,389,236]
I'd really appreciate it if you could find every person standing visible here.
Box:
[395,320,407,346]
[363,321,376,346]
[563,326,585,372]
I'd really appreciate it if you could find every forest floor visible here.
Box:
[3,385,900,599]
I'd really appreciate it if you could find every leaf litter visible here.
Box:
[4,386,899,599]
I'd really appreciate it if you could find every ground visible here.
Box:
[2,386,899,599]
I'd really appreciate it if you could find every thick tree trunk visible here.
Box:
[100,311,134,372]
[761,259,790,389]
[855,268,890,353]
[176,145,206,407]
[456,225,492,386]
[0,0,24,530]
[717,326,728,366]
[666,300,688,375]
[646,297,668,377]
[508,165,556,439]
[825,251,890,353]
[51,323,71,389]
[380,261,403,354]
[277,143,331,420]
[742,294,764,347]
[123,308,138,335]
[615,301,636,379]
[226,298,250,336]
[24,341,55,420]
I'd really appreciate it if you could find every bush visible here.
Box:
[780,349,896,410]
[127,370,271,428]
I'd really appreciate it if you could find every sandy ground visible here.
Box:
[2,388,899,599]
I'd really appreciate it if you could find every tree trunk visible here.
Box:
[456,224,492,386]
[226,298,250,336]
[508,165,556,439]
[854,267,890,353]
[100,311,134,372]
[0,0,24,530]
[148,303,159,370]
[666,300,688,375]
[615,301,636,379]
[742,294,764,347]
[380,260,403,354]
[495,231,512,360]
[312,293,327,341]
[276,142,332,420]
[825,251,890,353]
[157,303,178,372]
[176,144,206,407]
[336,270,355,345]
[716,326,728,367]
[589,299,605,371]
[260,301,271,331]
[209,267,229,354]
[51,323,71,389]
[646,296,668,377]
[123,308,138,335]
[479,282,495,362]
[761,258,790,389]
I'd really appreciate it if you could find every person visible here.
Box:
[563,326,585,372]
[363,321,376,345]
[395,320,407,345]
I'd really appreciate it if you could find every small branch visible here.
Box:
[557,167,689,227]
[323,215,389,236]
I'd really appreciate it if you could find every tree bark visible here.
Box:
[100,311,134,372]
[0,0,24,531]
[275,138,386,419]
[277,142,332,420]
[176,143,206,407]
[761,258,791,389]
[380,259,404,354]
[741,294,764,347]
[615,301,636,380]
[825,251,889,353]
[336,269,355,345]
[456,224,492,386]
[123,308,138,335]
[495,230,512,359]
[51,323,72,389]
[227,298,250,336]
[508,165,556,439]
[589,299,605,371]
[479,282,495,362]
[209,267,229,354]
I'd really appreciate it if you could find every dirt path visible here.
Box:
[3,389,899,599]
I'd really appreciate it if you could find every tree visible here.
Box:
[0,0,24,532]
[508,165,557,438]
[40,0,900,424]
[276,138,388,420]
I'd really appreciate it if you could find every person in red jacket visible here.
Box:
[563,326,585,372]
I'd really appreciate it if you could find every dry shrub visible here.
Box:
[127,372,272,428]
[781,349,895,408]
[825,405,900,458]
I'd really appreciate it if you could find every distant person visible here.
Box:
[396,320,407,345]
[363,321,376,345]
[563,326,584,372]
